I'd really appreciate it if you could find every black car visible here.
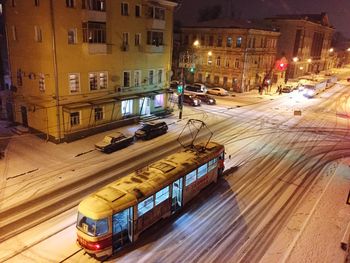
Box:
[135,121,168,140]
[182,93,201,106]
[95,132,134,153]
[194,94,216,105]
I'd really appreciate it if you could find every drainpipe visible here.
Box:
[49,0,61,142]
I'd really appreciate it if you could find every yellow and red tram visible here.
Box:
[76,142,225,259]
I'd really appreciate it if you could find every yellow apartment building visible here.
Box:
[177,19,281,92]
[4,0,176,142]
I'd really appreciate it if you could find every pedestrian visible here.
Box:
[258,85,262,95]
[276,85,281,94]
[279,85,283,95]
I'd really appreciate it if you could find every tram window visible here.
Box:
[185,170,196,186]
[138,195,154,216]
[155,186,169,205]
[77,213,109,237]
[208,158,218,171]
[197,163,208,178]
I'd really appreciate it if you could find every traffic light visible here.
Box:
[189,66,195,73]
[275,57,288,71]
[177,85,183,93]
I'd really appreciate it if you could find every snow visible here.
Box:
[1,68,350,262]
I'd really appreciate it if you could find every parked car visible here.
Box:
[194,94,216,105]
[184,84,207,94]
[95,132,134,153]
[193,83,208,93]
[134,121,168,140]
[207,87,229,96]
[281,85,293,93]
[183,93,201,106]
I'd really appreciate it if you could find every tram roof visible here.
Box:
[78,142,223,219]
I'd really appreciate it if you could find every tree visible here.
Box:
[197,5,222,22]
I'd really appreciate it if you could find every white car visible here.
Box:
[207,87,229,96]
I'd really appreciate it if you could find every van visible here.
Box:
[184,84,207,94]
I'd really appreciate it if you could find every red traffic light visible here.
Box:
[275,57,288,71]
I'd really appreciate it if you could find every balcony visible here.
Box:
[146,19,166,30]
[81,10,106,22]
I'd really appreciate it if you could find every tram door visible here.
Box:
[112,207,133,252]
[171,178,183,213]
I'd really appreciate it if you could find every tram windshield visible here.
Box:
[77,212,109,237]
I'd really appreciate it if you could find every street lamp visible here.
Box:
[293,57,299,62]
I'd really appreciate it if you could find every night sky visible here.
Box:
[175,0,350,37]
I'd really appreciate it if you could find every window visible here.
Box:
[207,55,212,65]
[70,111,80,126]
[138,196,154,216]
[217,36,222,47]
[69,73,80,93]
[68,28,77,44]
[155,186,169,205]
[123,71,130,87]
[209,36,213,46]
[34,0,39,6]
[225,58,230,68]
[11,26,17,41]
[214,76,219,84]
[197,163,207,178]
[198,73,203,82]
[185,170,196,186]
[235,58,240,68]
[82,22,106,43]
[148,6,165,20]
[200,35,205,46]
[99,72,107,89]
[216,56,221,67]
[148,70,154,85]
[208,158,217,171]
[154,94,163,108]
[157,69,163,84]
[134,70,141,87]
[17,69,22,86]
[227,36,232,47]
[135,33,141,46]
[77,213,109,237]
[135,4,141,17]
[34,26,42,42]
[122,32,129,46]
[39,73,45,92]
[82,0,105,11]
[147,31,163,46]
[206,74,211,83]
[94,107,104,121]
[236,37,242,48]
[66,0,75,8]
[89,73,98,90]
[121,2,128,16]
[121,100,133,115]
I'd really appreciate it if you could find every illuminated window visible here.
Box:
[82,0,105,11]
[69,73,80,93]
[138,196,154,216]
[121,2,128,16]
[226,37,232,47]
[82,22,106,43]
[70,111,80,126]
[122,32,129,46]
[185,170,196,186]
[207,55,212,65]
[155,187,169,205]
[154,94,163,108]
[89,73,98,90]
[197,163,207,178]
[208,158,217,171]
[216,56,221,67]
[121,100,133,115]
[147,31,163,46]
[236,37,242,48]
[148,6,165,20]
[99,72,107,89]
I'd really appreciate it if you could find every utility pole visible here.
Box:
[178,67,185,119]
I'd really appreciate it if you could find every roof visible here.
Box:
[265,12,332,27]
[78,142,223,219]
[182,18,278,32]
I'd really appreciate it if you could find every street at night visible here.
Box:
[1,67,350,262]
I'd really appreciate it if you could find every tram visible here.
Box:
[76,142,225,260]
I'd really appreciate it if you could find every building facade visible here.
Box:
[4,0,176,142]
[176,19,280,92]
[264,13,335,79]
